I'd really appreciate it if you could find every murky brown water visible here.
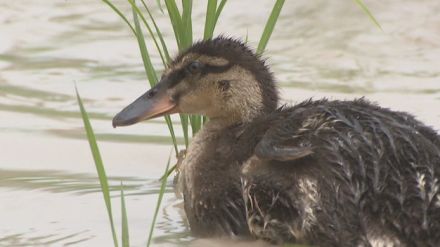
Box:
[1,0,440,246]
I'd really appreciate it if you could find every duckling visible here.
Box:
[112,36,440,246]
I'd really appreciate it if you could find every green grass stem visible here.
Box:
[132,8,158,85]
[257,0,285,54]
[164,0,184,50]
[76,87,119,247]
[121,182,130,247]
[181,0,194,49]
[141,0,172,63]
[96,1,288,245]
[353,0,383,30]
[180,114,190,147]
[203,0,218,40]
[214,0,227,28]
[102,0,136,35]
[128,0,167,67]
[155,0,164,14]
[132,4,179,154]
[146,152,172,247]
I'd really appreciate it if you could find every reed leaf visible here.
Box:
[133,7,158,84]
[164,0,184,49]
[75,87,119,247]
[190,115,202,136]
[353,0,382,30]
[132,4,179,154]
[180,114,189,147]
[203,0,218,40]
[128,0,167,67]
[193,0,229,133]
[156,0,164,13]
[146,152,172,247]
[181,0,193,49]
[102,0,136,35]
[160,0,194,142]
[159,164,176,182]
[121,182,130,247]
[141,0,172,63]
[257,0,285,54]
[202,116,208,125]
[214,0,227,27]
[98,0,287,245]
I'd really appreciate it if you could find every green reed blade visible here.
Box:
[191,0,228,134]
[146,152,172,247]
[162,0,193,146]
[159,164,176,182]
[156,0,164,13]
[257,0,285,54]
[180,114,189,147]
[353,0,383,30]
[99,0,290,244]
[214,0,227,27]
[102,0,137,36]
[188,115,195,135]
[203,0,217,40]
[190,115,202,136]
[133,6,158,85]
[202,116,208,124]
[245,29,249,43]
[141,0,172,63]
[128,0,167,67]
[132,4,179,154]
[196,116,202,133]
[120,182,130,247]
[189,115,196,135]
[164,115,179,154]
[164,0,184,50]
[181,0,193,49]
[75,87,119,247]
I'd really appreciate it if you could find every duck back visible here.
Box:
[242,99,440,246]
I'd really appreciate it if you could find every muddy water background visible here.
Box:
[1,0,440,246]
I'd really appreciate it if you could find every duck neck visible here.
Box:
[206,109,265,130]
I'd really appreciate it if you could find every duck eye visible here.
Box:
[187,61,202,73]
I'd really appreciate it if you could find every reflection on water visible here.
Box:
[1,0,440,246]
[0,230,93,246]
[0,169,160,195]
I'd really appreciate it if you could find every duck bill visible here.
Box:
[112,86,178,128]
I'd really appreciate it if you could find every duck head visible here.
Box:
[112,36,278,128]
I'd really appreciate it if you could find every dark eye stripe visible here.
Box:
[166,63,233,88]
[167,68,186,88]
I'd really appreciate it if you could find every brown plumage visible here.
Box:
[113,36,440,246]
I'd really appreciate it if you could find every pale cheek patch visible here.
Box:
[166,53,264,121]
[202,65,264,121]
[176,78,217,115]
[192,65,263,120]
[227,66,263,120]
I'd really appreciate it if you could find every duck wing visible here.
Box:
[254,132,313,161]
[252,109,315,162]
